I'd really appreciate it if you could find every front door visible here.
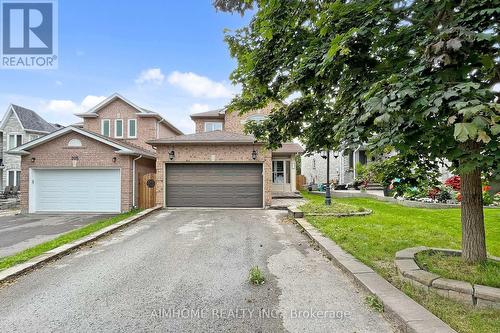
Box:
[272,160,291,192]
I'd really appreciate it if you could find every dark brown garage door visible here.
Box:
[166,163,263,208]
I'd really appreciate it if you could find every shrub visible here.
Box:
[483,191,493,206]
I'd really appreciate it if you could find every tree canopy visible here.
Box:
[222,0,499,179]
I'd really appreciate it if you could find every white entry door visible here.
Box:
[31,169,121,213]
[272,160,291,192]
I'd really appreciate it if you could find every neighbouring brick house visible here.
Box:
[9,94,182,213]
[10,94,303,212]
[148,105,304,208]
[0,104,58,190]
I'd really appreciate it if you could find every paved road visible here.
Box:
[0,213,111,257]
[0,209,393,332]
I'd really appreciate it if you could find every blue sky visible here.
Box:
[0,0,251,133]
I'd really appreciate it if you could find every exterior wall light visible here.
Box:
[112,157,117,163]
[251,149,257,160]
[169,150,175,161]
[31,157,36,163]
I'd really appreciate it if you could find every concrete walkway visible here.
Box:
[0,209,393,332]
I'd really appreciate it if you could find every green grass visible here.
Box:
[300,191,500,333]
[299,191,366,214]
[249,266,265,285]
[0,209,141,272]
[416,250,500,288]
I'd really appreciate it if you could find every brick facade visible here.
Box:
[20,132,155,213]
[82,99,177,150]
[223,105,273,133]
[155,145,272,207]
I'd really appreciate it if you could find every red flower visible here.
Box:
[444,176,461,191]
[483,185,491,192]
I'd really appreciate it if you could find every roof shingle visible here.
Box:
[11,105,57,133]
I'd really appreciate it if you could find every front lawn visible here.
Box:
[299,193,366,214]
[300,191,500,333]
[415,251,500,288]
[0,209,141,272]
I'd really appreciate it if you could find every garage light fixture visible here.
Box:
[31,157,36,163]
[251,149,257,160]
[169,150,175,160]
[112,157,117,163]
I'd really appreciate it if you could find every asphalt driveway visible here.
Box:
[0,213,112,257]
[0,209,393,332]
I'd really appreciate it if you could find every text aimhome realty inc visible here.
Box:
[150,307,352,320]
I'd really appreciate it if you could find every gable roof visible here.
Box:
[273,143,305,154]
[147,130,258,145]
[8,126,156,159]
[74,93,183,135]
[0,105,57,133]
[190,108,226,119]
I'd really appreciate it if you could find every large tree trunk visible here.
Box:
[460,167,487,264]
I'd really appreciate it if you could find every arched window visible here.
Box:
[68,139,82,147]
[246,115,268,123]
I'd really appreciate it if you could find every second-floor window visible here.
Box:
[8,134,22,149]
[115,119,123,138]
[128,119,137,138]
[102,119,110,137]
[205,122,223,132]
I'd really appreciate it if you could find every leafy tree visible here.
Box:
[217,0,499,263]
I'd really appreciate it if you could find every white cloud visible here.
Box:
[135,68,165,85]
[46,100,77,112]
[189,103,211,113]
[80,95,106,110]
[44,95,106,114]
[167,71,235,99]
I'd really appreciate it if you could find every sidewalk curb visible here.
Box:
[0,206,162,284]
[293,216,457,333]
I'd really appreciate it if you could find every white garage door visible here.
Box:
[32,169,121,213]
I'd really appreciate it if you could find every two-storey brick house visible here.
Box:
[148,105,304,208]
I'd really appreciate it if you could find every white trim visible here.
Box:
[114,119,124,138]
[7,132,23,150]
[101,119,111,137]
[7,169,21,187]
[128,119,137,138]
[83,93,147,115]
[9,126,135,155]
[29,168,35,213]
[204,122,223,132]
[0,106,26,131]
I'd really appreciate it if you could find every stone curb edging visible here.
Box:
[291,216,456,333]
[0,206,162,284]
[395,247,500,309]
[287,206,372,218]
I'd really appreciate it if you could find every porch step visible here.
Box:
[272,192,303,199]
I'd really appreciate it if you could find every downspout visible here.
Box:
[132,155,143,208]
